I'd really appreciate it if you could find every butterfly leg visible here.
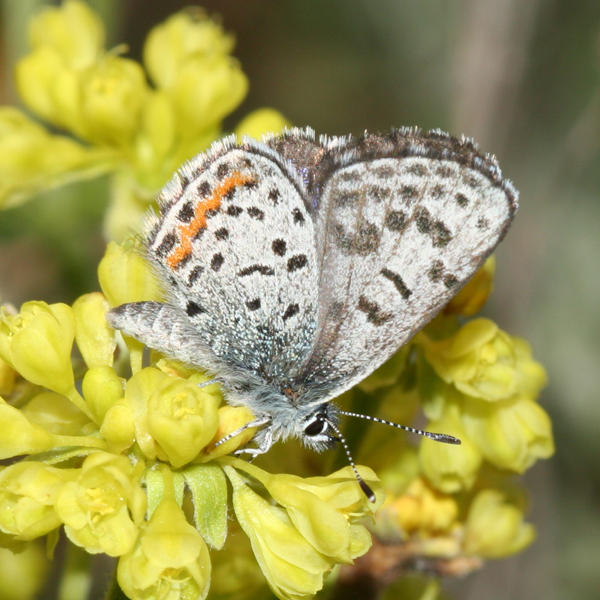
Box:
[197,379,219,389]
[214,415,272,453]
[233,424,274,458]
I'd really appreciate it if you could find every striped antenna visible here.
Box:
[338,410,461,445]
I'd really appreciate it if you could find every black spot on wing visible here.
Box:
[292,208,305,224]
[155,233,177,258]
[188,265,204,286]
[246,298,261,311]
[456,193,469,207]
[238,265,275,277]
[211,253,224,271]
[401,185,418,201]
[414,207,452,247]
[198,181,211,197]
[287,254,308,272]
[227,205,243,217]
[186,301,206,317]
[216,162,230,178]
[247,207,264,220]
[406,163,428,177]
[428,260,444,282]
[282,303,300,321]
[177,201,194,223]
[357,295,393,326]
[444,273,459,288]
[381,268,412,299]
[385,210,407,233]
[269,188,280,204]
[272,239,287,256]
[214,227,229,240]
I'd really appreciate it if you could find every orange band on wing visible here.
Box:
[167,171,255,269]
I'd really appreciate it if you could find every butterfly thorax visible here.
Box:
[219,371,340,451]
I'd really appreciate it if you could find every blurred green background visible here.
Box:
[1,1,598,599]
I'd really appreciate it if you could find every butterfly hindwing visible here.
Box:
[297,130,518,398]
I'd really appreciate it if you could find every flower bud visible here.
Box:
[444,256,495,316]
[125,368,220,468]
[0,302,75,396]
[0,461,76,540]
[27,0,104,69]
[117,496,211,600]
[424,318,547,402]
[77,56,149,146]
[463,489,535,558]
[170,55,247,135]
[82,366,124,422]
[73,293,116,368]
[225,466,332,600]
[235,108,290,141]
[462,394,554,472]
[98,241,164,307]
[143,9,234,88]
[420,404,482,493]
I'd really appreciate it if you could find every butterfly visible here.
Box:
[107,127,518,499]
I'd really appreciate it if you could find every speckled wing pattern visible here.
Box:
[110,127,517,406]
[120,138,320,382]
[267,128,518,400]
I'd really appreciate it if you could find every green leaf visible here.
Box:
[184,463,228,549]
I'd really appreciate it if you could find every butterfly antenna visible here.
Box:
[327,420,376,503]
[338,410,461,445]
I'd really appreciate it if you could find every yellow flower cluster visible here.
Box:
[0,241,381,600]
[348,255,553,578]
[0,2,555,598]
[0,0,288,238]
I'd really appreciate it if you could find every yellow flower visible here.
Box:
[381,477,458,537]
[168,54,248,136]
[0,397,56,459]
[0,543,48,600]
[117,492,211,600]
[0,462,77,540]
[202,404,259,460]
[26,0,104,70]
[423,318,547,402]
[98,240,164,308]
[224,461,380,600]
[76,56,150,147]
[72,293,116,369]
[0,301,75,396]
[0,357,16,396]
[55,452,145,556]
[143,9,235,89]
[21,391,92,436]
[82,366,124,423]
[225,466,332,600]
[124,368,220,468]
[461,393,554,472]
[235,108,291,140]
[463,490,535,558]
[419,402,482,493]
[0,107,114,209]
[444,256,496,316]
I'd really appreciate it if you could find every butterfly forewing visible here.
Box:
[298,132,517,398]
[147,138,319,381]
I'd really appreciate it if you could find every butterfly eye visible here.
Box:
[304,417,326,436]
